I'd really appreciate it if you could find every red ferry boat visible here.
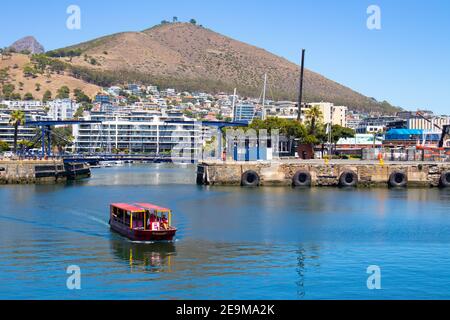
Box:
[109,203,177,242]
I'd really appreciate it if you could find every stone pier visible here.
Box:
[196,160,450,188]
[0,160,67,184]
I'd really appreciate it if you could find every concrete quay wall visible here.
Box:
[197,160,450,188]
[0,160,67,184]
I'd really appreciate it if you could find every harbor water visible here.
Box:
[0,164,450,299]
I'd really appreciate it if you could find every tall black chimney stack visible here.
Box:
[297,49,305,122]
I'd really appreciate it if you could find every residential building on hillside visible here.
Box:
[0,100,44,111]
[47,99,79,120]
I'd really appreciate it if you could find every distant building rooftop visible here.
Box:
[337,134,383,146]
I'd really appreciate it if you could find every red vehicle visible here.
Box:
[109,203,177,242]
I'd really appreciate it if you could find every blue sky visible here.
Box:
[1,0,449,114]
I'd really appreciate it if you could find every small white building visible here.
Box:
[1,100,44,111]
[47,99,79,120]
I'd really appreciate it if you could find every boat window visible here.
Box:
[124,211,130,225]
[132,212,145,230]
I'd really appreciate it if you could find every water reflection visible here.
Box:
[296,246,306,298]
[110,239,176,273]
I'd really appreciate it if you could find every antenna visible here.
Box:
[297,49,306,122]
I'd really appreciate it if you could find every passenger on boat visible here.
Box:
[147,213,157,230]
[161,214,169,230]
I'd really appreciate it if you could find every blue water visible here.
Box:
[0,164,450,299]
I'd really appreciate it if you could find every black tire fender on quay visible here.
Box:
[389,171,407,188]
[241,170,260,187]
[292,170,312,187]
[440,171,450,188]
[339,170,358,187]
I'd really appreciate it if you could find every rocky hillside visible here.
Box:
[0,53,101,101]
[9,36,45,54]
[58,22,400,113]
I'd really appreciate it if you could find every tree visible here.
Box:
[42,90,52,103]
[74,106,85,119]
[18,140,34,153]
[0,67,9,84]
[173,16,178,23]
[127,95,140,104]
[56,86,70,99]
[190,19,197,25]
[73,88,91,103]
[8,110,25,154]
[23,63,37,78]
[330,125,355,153]
[2,83,15,99]
[182,109,194,118]
[35,83,41,91]
[250,117,307,140]
[23,92,34,101]
[51,126,74,154]
[18,82,24,90]
[0,140,9,152]
[331,125,355,144]
[10,92,21,100]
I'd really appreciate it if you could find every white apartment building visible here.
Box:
[0,112,40,148]
[301,102,348,127]
[0,100,44,111]
[47,99,79,120]
[264,101,298,120]
[73,111,204,155]
[331,106,348,127]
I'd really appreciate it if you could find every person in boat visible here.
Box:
[161,214,169,230]
[147,213,158,230]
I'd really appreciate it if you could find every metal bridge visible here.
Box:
[25,120,102,156]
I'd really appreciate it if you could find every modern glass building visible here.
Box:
[233,104,255,123]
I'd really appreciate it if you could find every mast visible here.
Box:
[297,49,306,122]
[262,73,267,120]
[231,88,237,121]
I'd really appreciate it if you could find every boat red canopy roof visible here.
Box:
[135,203,171,212]
[111,203,144,212]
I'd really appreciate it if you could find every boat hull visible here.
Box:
[110,220,176,242]
[64,163,91,180]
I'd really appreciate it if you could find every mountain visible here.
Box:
[10,36,45,54]
[58,22,399,113]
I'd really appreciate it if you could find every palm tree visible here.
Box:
[305,105,323,136]
[9,110,25,154]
